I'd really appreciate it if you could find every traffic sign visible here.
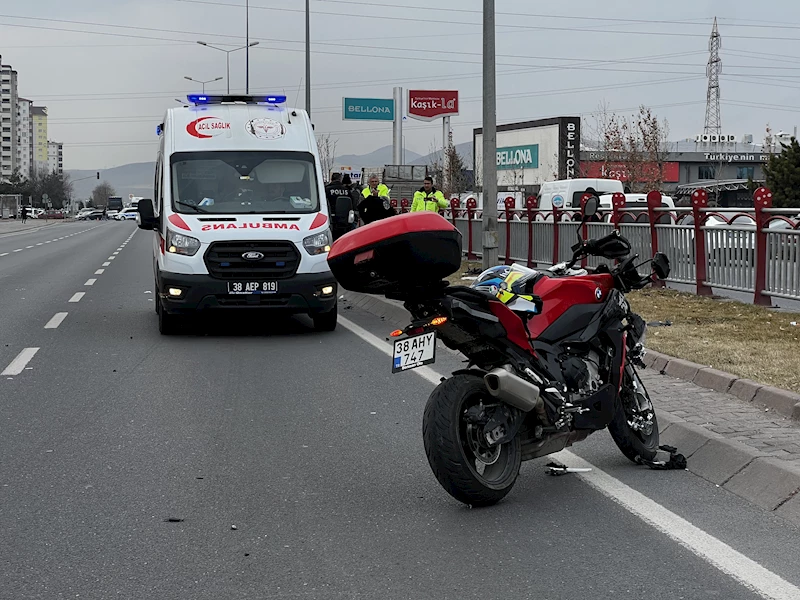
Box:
[342,97,395,121]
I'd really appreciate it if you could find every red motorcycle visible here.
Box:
[328,197,670,506]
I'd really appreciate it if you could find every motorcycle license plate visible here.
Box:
[392,332,436,373]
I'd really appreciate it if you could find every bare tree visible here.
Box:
[91,182,117,207]
[443,139,468,197]
[587,103,670,192]
[316,134,338,183]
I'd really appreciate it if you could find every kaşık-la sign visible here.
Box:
[407,90,459,121]
[342,97,395,121]
[496,144,539,170]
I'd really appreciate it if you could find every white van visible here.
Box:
[598,192,676,223]
[538,178,625,212]
[137,94,338,335]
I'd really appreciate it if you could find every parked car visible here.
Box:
[115,208,139,221]
[78,209,105,221]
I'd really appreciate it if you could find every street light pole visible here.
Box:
[246,0,250,94]
[481,0,498,269]
[305,0,311,118]
[185,76,223,93]
[197,41,259,94]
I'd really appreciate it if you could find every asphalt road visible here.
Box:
[2,221,800,600]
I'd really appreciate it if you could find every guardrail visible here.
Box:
[388,188,800,305]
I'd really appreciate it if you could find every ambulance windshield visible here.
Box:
[171,151,320,214]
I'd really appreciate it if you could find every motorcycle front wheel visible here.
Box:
[608,365,660,463]
[422,373,521,507]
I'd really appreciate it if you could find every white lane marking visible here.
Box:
[85,278,96,286]
[95,269,105,275]
[0,252,8,257]
[68,292,85,303]
[44,312,68,329]
[25,245,33,249]
[108,256,115,260]
[36,243,43,246]
[1,348,40,376]
[113,251,119,255]
[102,262,110,267]
[44,241,51,244]
[338,316,800,600]
[13,249,22,253]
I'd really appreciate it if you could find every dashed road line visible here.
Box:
[13,249,22,253]
[102,262,110,267]
[68,292,85,303]
[85,278,96,286]
[0,252,8,257]
[44,312,68,329]
[1,348,40,376]
[95,269,105,275]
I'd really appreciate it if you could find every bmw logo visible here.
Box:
[242,251,265,261]
[595,287,603,300]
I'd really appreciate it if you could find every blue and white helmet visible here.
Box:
[471,265,512,295]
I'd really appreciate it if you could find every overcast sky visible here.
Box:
[2,0,799,170]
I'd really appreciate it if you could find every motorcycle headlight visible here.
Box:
[166,229,201,256]
[303,229,332,255]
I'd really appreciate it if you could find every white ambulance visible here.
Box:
[137,94,338,335]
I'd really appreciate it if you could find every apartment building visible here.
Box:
[47,140,63,175]
[32,105,48,176]
[0,56,19,179]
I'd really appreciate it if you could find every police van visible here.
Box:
[137,94,338,335]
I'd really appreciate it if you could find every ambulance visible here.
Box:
[137,94,338,335]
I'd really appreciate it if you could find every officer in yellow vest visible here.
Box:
[362,174,391,201]
[411,176,448,212]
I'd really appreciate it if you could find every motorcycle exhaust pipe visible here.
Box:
[484,367,543,413]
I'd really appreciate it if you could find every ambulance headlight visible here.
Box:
[166,229,201,256]
[303,229,332,255]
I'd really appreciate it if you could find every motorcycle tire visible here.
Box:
[607,372,660,463]
[422,373,522,507]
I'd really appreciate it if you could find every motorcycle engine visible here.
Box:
[560,351,603,397]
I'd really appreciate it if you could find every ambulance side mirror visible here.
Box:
[136,199,158,230]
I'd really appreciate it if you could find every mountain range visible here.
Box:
[66,142,475,201]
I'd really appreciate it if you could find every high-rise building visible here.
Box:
[47,140,63,175]
[16,98,32,179]
[0,55,19,180]
[32,105,48,176]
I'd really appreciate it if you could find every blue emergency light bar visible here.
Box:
[186,94,287,105]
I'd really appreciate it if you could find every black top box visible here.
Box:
[327,212,463,295]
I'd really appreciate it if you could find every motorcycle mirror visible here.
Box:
[583,196,599,219]
[652,252,671,280]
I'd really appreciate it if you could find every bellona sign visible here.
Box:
[342,97,395,121]
[496,144,539,170]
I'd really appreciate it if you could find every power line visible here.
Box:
[174,0,800,41]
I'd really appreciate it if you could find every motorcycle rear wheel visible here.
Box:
[422,373,521,507]
[608,366,659,463]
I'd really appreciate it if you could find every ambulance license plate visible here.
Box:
[227,281,278,295]
[392,332,436,373]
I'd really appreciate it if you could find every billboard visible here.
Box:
[342,97,395,121]
[581,161,681,183]
[407,90,459,121]
[474,117,580,188]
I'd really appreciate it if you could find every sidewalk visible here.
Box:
[0,218,68,236]
[341,290,800,526]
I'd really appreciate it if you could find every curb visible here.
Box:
[342,290,800,527]
[642,350,800,421]
[0,220,63,236]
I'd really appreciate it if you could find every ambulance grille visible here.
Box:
[204,241,300,280]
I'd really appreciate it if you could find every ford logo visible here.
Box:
[242,251,265,261]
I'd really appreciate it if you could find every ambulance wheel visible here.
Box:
[312,304,337,332]
[158,302,183,335]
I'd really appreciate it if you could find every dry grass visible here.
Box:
[447,261,800,392]
[628,289,800,393]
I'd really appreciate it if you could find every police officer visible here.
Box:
[325,173,360,240]
[411,176,448,213]
[362,174,390,202]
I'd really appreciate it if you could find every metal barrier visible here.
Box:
[442,187,800,305]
